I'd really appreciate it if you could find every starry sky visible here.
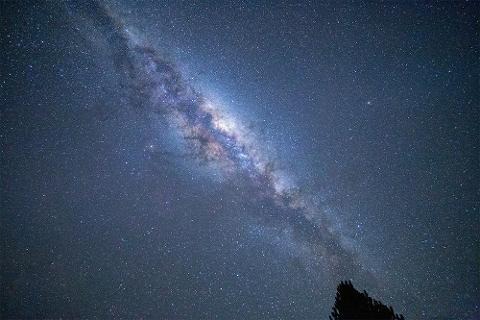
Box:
[1,1,478,319]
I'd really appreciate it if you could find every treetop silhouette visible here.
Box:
[330,281,405,320]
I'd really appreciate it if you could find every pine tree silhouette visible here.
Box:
[329,281,405,320]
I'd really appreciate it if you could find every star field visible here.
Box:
[1,1,479,319]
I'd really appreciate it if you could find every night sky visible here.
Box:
[1,1,478,319]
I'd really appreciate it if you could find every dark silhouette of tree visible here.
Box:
[330,281,405,320]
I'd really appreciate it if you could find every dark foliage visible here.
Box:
[330,281,405,320]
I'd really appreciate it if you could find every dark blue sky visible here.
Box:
[1,1,478,319]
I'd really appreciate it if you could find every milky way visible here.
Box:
[76,1,372,283]
[3,1,478,319]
